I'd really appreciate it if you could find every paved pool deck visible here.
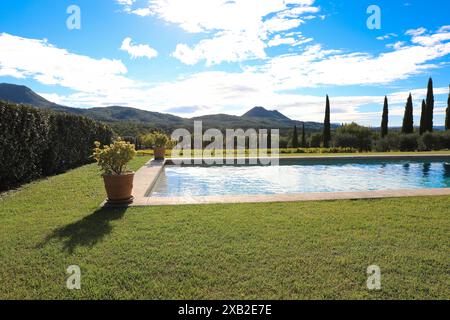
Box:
[107,154,450,207]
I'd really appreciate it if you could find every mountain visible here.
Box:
[0,83,188,131]
[243,106,291,121]
[84,106,188,129]
[0,83,326,134]
[0,83,85,115]
[0,83,56,108]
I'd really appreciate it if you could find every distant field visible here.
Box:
[1,156,449,299]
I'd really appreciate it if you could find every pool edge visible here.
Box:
[137,188,450,206]
[124,154,450,207]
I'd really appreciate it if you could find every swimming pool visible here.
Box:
[150,158,450,197]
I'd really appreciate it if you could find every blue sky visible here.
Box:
[0,0,449,126]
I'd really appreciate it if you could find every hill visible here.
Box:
[0,83,326,135]
[242,106,291,121]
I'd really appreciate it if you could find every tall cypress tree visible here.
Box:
[419,99,427,135]
[446,85,450,131]
[426,77,434,132]
[292,126,299,148]
[301,123,306,148]
[323,95,331,148]
[402,93,414,134]
[381,96,389,137]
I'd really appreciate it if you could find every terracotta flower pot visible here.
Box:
[154,147,166,160]
[102,172,135,205]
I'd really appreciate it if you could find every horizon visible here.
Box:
[0,0,449,126]
[0,81,448,129]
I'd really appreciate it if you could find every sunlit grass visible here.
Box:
[0,156,449,299]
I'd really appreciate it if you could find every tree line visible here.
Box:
[290,78,450,151]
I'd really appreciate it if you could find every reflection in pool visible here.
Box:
[150,159,450,197]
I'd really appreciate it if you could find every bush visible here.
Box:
[93,140,137,175]
[0,102,113,191]
[373,137,391,152]
[43,113,114,175]
[292,147,357,154]
[418,132,437,151]
[399,133,419,151]
[309,133,323,148]
[418,131,450,151]
[140,131,174,149]
[0,103,49,189]
[333,133,359,150]
[333,123,372,152]
[440,130,450,149]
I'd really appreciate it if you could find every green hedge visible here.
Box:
[0,101,113,191]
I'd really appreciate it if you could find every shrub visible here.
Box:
[373,137,391,152]
[93,140,137,175]
[42,113,114,175]
[309,133,323,148]
[333,123,372,152]
[140,131,174,149]
[0,101,114,191]
[418,131,450,151]
[418,132,438,151]
[399,133,419,151]
[292,147,357,154]
[0,103,49,189]
[439,130,450,149]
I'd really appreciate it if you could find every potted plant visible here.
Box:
[141,131,173,160]
[93,139,137,205]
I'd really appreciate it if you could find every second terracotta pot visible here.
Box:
[154,147,166,160]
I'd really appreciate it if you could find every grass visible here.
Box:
[0,156,449,299]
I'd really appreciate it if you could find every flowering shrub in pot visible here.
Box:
[140,131,174,160]
[93,139,137,205]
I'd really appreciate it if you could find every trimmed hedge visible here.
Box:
[0,101,113,191]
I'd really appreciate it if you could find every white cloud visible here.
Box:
[254,26,450,89]
[120,37,158,59]
[172,31,267,66]
[116,0,135,12]
[2,25,450,126]
[405,27,427,37]
[376,33,398,41]
[138,0,318,33]
[0,33,138,95]
[409,26,450,46]
[386,41,406,50]
[268,34,313,47]
[116,0,135,5]
[122,0,320,65]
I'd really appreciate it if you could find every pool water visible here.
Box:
[150,159,450,197]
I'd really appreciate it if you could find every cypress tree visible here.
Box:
[301,123,306,148]
[381,96,389,137]
[292,126,299,148]
[402,93,414,134]
[426,77,434,132]
[419,99,427,135]
[446,85,450,131]
[323,95,331,148]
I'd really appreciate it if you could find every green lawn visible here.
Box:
[0,156,449,299]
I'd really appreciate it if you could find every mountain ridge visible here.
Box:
[0,83,327,133]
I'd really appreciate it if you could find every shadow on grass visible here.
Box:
[38,207,127,254]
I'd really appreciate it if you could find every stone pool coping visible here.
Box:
[106,154,450,207]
